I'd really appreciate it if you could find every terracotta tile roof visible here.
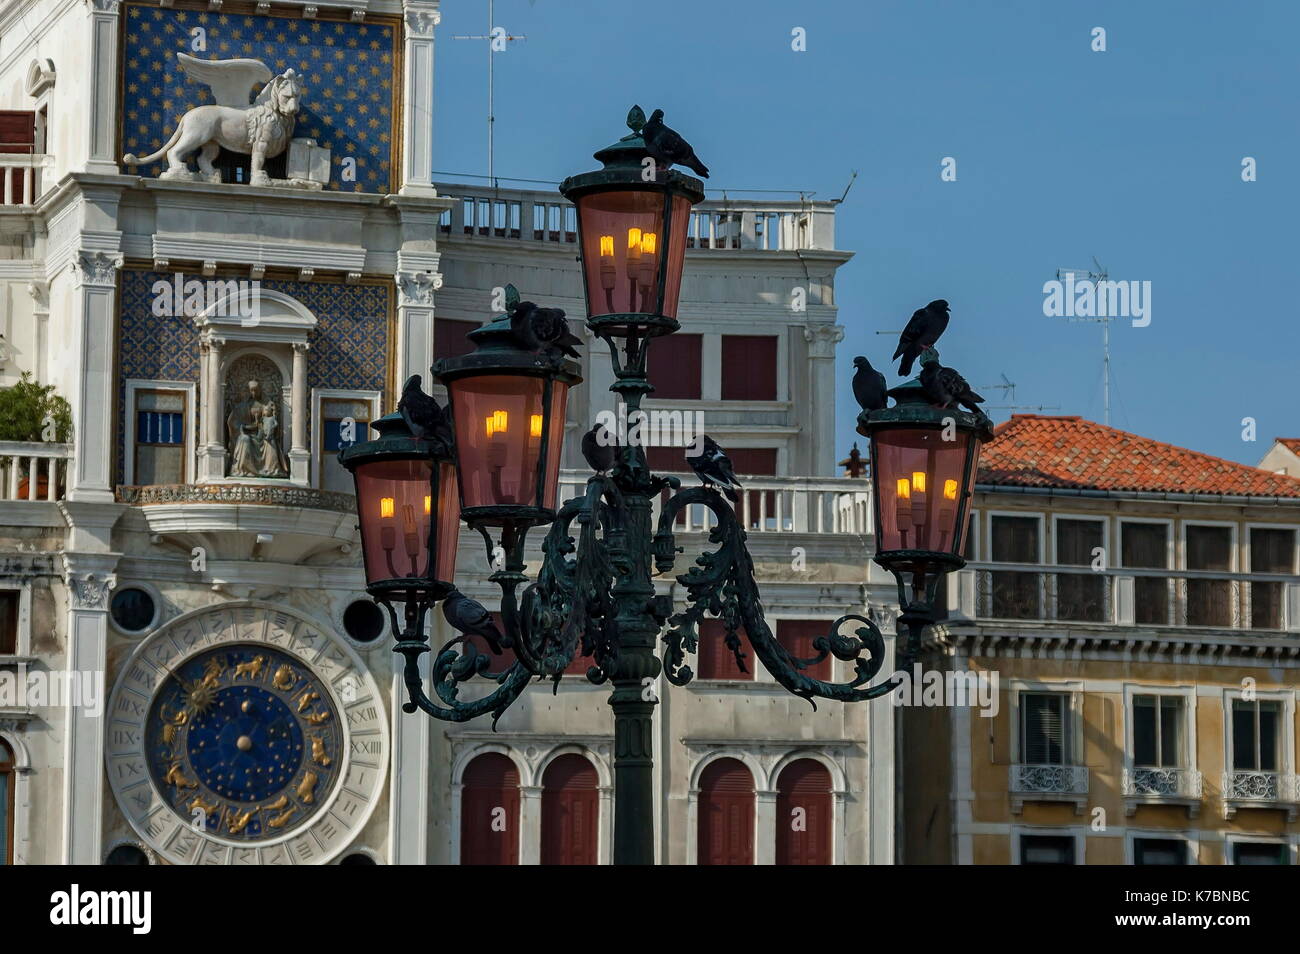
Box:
[1275,438,1300,456]
[978,415,1300,498]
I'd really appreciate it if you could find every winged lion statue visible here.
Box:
[123,53,303,187]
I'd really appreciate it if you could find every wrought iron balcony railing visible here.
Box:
[1123,767,1203,798]
[1222,770,1300,802]
[1010,763,1090,795]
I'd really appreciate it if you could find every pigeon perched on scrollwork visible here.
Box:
[504,284,583,359]
[919,348,984,412]
[642,108,710,179]
[851,356,887,412]
[581,424,617,474]
[686,435,741,504]
[397,374,453,448]
[893,299,950,377]
[442,590,505,655]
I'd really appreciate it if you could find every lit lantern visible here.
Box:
[338,412,459,604]
[434,313,582,531]
[560,106,705,339]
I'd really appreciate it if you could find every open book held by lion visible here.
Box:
[123,53,303,186]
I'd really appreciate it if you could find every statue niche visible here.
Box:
[224,355,289,479]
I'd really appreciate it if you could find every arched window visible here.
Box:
[540,753,599,865]
[0,738,13,865]
[698,757,754,865]
[775,759,833,865]
[460,753,520,865]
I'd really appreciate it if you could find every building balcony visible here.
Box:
[1122,767,1203,817]
[1221,771,1300,821]
[0,154,52,209]
[0,441,71,527]
[1009,763,1089,814]
[435,183,838,252]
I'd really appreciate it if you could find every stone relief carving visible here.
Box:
[74,252,124,287]
[394,270,443,306]
[67,573,117,611]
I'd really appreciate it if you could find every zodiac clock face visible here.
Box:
[106,605,388,865]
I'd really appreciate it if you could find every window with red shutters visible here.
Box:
[0,111,35,205]
[696,618,752,681]
[647,333,702,400]
[720,336,777,401]
[460,753,520,865]
[698,757,755,865]
[776,620,831,682]
[540,754,599,865]
[775,759,833,865]
[434,319,482,362]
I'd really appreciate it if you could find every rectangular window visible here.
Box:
[133,390,186,484]
[1233,842,1288,865]
[0,591,17,655]
[990,516,1041,619]
[320,398,371,493]
[720,335,777,401]
[1134,838,1187,865]
[1021,692,1071,765]
[1133,695,1184,768]
[1055,519,1105,622]
[647,333,702,400]
[434,319,481,363]
[776,620,831,682]
[1186,525,1233,627]
[1121,522,1169,625]
[1020,835,1075,865]
[1232,700,1280,772]
[1250,528,1294,630]
[696,618,752,681]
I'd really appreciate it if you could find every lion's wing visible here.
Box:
[176,52,272,108]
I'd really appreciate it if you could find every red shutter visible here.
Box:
[460,753,520,865]
[720,336,777,401]
[434,319,482,362]
[775,759,832,865]
[647,333,702,400]
[465,614,517,669]
[0,111,34,205]
[726,448,777,525]
[540,754,599,865]
[776,620,831,682]
[698,758,755,865]
[696,618,752,681]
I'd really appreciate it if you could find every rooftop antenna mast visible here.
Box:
[453,0,527,187]
[977,373,1061,413]
[1055,257,1112,425]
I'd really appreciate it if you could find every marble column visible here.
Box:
[395,268,441,388]
[26,282,49,383]
[289,342,310,484]
[68,252,122,503]
[755,789,778,865]
[804,323,845,476]
[519,784,543,864]
[400,3,440,195]
[85,0,121,174]
[197,334,227,481]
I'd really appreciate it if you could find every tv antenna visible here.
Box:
[1055,257,1112,425]
[977,373,1061,413]
[453,0,528,187]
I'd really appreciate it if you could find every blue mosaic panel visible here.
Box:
[117,270,391,484]
[121,3,398,192]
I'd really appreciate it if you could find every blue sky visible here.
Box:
[432,0,1300,468]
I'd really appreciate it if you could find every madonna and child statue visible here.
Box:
[226,379,290,479]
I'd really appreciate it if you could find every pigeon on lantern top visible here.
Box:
[397,374,454,449]
[919,348,985,413]
[686,435,741,504]
[581,423,617,474]
[504,283,583,359]
[851,356,888,412]
[893,299,950,377]
[442,590,506,655]
[642,108,710,179]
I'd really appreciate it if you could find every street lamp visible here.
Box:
[341,106,994,865]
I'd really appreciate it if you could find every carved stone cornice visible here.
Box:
[404,7,440,38]
[394,270,442,306]
[60,554,118,611]
[116,482,356,513]
[802,323,845,358]
[73,251,124,288]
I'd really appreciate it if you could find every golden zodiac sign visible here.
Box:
[233,655,267,680]
[164,763,198,790]
[306,709,331,725]
[297,771,318,804]
[264,795,289,812]
[227,807,255,834]
[272,664,296,691]
[310,736,331,767]
[200,657,226,690]
[296,690,319,713]
[188,794,220,817]
[267,806,297,829]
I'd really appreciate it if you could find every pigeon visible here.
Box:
[919,348,984,412]
[851,356,887,412]
[685,435,741,504]
[581,423,617,474]
[893,299,950,377]
[397,374,453,447]
[442,590,504,655]
[506,289,582,359]
[642,108,710,179]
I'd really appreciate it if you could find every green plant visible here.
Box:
[0,371,73,443]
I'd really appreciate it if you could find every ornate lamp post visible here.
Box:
[341,107,993,865]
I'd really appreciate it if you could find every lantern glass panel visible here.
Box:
[449,374,570,512]
[354,457,444,587]
[435,461,459,582]
[576,190,691,319]
[873,427,975,555]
